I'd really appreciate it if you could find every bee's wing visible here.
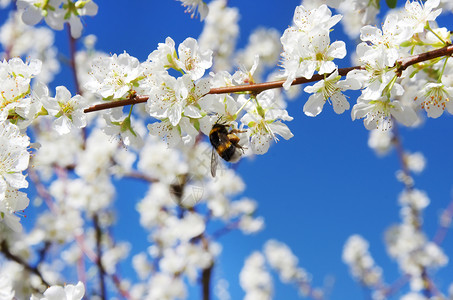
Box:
[211,147,218,177]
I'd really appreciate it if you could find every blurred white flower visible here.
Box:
[198,0,239,72]
[398,189,430,210]
[264,240,309,283]
[368,129,393,156]
[240,252,273,300]
[145,273,186,300]
[405,152,426,174]
[30,281,85,300]
[343,235,382,286]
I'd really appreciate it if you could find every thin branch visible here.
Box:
[387,123,442,298]
[201,263,213,300]
[211,220,239,239]
[37,241,51,265]
[432,198,453,245]
[84,96,149,113]
[111,274,132,299]
[123,170,159,183]
[83,44,453,114]
[382,274,410,298]
[397,44,453,72]
[27,166,57,213]
[392,123,414,191]
[0,240,51,287]
[93,214,107,300]
[200,235,213,300]
[210,65,363,95]
[68,25,81,95]
[74,233,131,299]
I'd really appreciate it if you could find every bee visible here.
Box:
[209,120,246,177]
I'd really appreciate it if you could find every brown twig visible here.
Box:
[93,214,107,300]
[391,123,414,191]
[432,198,453,245]
[83,44,453,114]
[397,44,453,73]
[200,235,213,300]
[68,25,81,95]
[0,240,51,287]
[201,263,213,300]
[386,123,441,298]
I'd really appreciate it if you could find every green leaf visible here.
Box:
[386,0,397,8]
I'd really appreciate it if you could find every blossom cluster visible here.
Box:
[83,35,294,155]
[17,0,98,38]
[342,235,383,287]
[129,137,265,298]
[349,0,451,129]
[343,139,450,299]
[241,239,322,299]
[280,1,453,131]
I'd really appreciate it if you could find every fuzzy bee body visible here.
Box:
[209,123,244,177]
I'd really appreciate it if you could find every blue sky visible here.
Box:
[2,0,453,299]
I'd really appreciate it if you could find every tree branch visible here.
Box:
[200,235,213,300]
[68,25,81,95]
[0,240,51,287]
[397,44,453,72]
[83,44,453,114]
[93,214,107,300]
[201,263,213,300]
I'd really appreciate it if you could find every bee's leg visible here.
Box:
[231,129,247,134]
[227,133,247,152]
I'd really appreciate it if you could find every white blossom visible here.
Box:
[337,0,379,38]
[0,122,30,196]
[415,82,453,118]
[264,240,309,283]
[145,273,186,300]
[30,281,85,300]
[177,0,209,20]
[402,0,442,34]
[405,152,426,174]
[235,28,281,80]
[101,242,131,275]
[176,37,212,80]
[240,252,273,300]
[303,69,361,116]
[198,0,239,72]
[85,52,143,99]
[17,0,98,38]
[238,215,264,234]
[343,235,382,286]
[352,96,418,130]
[368,129,393,156]
[0,57,41,122]
[0,186,30,232]
[281,30,346,90]
[0,274,14,300]
[41,86,88,135]
[241,90,293,154]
